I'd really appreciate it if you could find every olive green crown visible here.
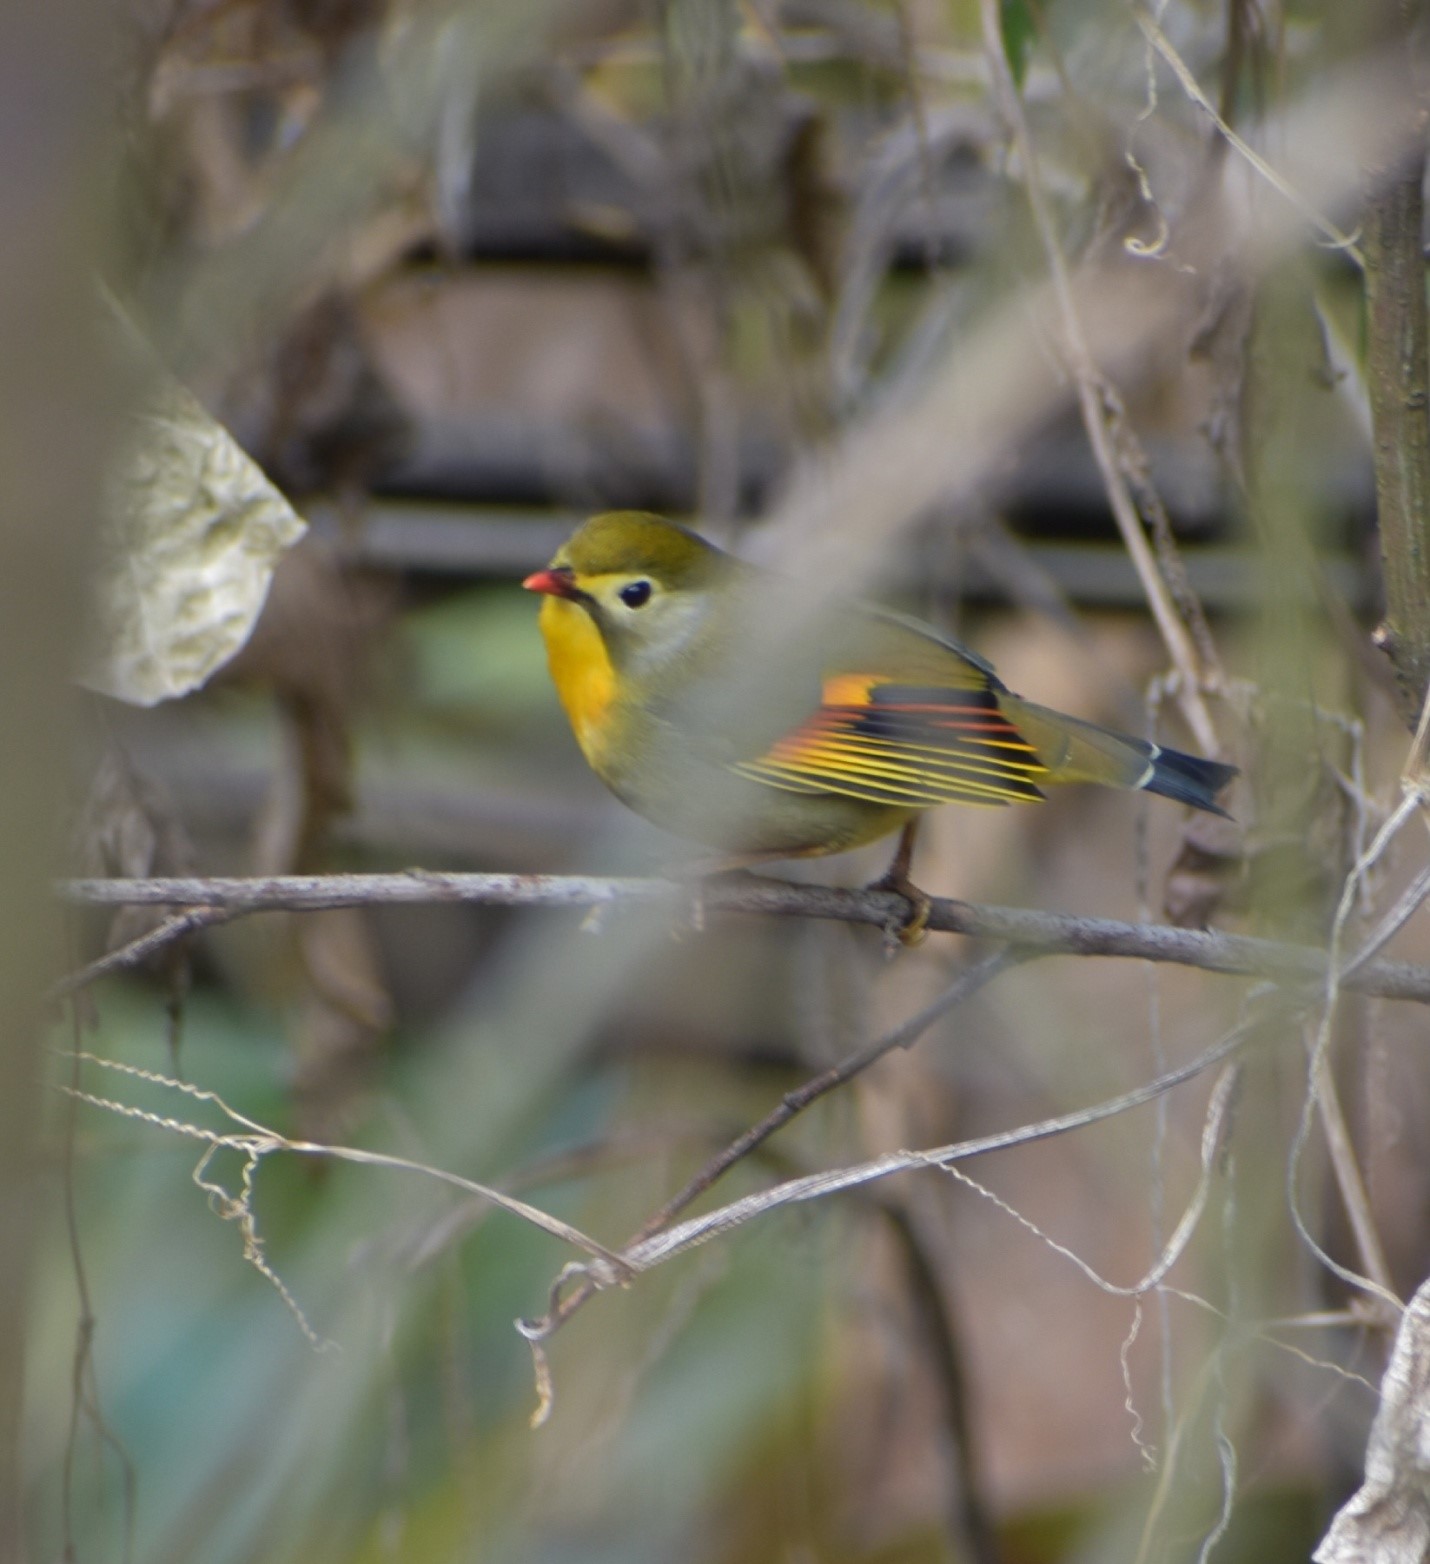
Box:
[562,511,728,589]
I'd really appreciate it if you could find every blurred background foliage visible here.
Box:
[18,0,1430,1561]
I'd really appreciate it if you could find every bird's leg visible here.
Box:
[868,819,931,948]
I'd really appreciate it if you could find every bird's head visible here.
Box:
[523,512,731,673]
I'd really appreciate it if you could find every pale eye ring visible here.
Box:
[619,580,653,609]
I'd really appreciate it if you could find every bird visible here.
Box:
[524,511,1236,933]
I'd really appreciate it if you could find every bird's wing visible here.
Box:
[730,660,1050,808]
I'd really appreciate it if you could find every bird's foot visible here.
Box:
[868,821,930,949]
[867,865,932,950]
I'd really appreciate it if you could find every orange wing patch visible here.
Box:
[732,678,1049,808]
[820,672,880,707]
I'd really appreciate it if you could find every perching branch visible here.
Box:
[57,870,1430,1002]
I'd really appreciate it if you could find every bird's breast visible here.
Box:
[538,595,618,763]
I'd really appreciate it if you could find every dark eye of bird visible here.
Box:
[619,580,652,609]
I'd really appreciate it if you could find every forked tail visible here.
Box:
[1139,744,1239,817]
[1006,698,1238,816]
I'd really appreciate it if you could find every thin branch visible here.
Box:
[1134,6,1366,266]
[50,906,232,999]
[940,1059,1243,1302]
[72,1000,1259,1430]
[1340,863,1430,982]
[521,1010,1266,1342]
[978,0,1221,755]
[1101,380,1226,682]
[1285,790,1425,1313]
[629,947,1025,1243]
[518,948,1029,1399]
[57,871,1430,1002]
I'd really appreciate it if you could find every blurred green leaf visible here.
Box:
[1000,0,1036,88]
[399,587,553,721]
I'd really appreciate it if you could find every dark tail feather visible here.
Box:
[1141,745,1239,817]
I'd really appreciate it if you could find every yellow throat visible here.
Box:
[538,593,617,762]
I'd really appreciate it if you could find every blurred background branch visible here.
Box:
[1363,9,1430,722]
[0,0,116,1554]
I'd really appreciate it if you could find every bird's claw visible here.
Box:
[869,871,932,950]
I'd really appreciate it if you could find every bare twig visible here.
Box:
[630,948,1024,1243]
[978,0,1221,755]
[57,871,1430,1002]
[355,938,1020,1382]
[69,999,1263,1431]
[516,948,1027,1394]
[1339,862,1430,983]
[50,906,232,999]
[1297,1016,1398,1311]
[941,1060,1243,1302]
[1133,6,1366,266]
[521,1010,1266,1342]
[1099,381,1225,681]
[1285,791,1424,1313]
